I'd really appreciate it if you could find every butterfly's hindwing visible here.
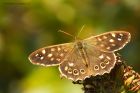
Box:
[59,48,91,81]
[85,45,116,76]
[85,31,131,52]
[28,43,73,66]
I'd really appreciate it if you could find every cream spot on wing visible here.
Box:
[57,47,61,51]
[111,44,116,46]
[97,37,102,41]
[111,33,116,37]
[56,58,61,61]
[64,66,68,71]
[100,44,105,47]
[51,48,55,51]
[107,47,110,50]
[103,36,107,39]
[60,53,64,57]
[68,63,74,66]
[42,49,46,54]
[109,39,114,42]
[118,38,122,41]
[50,58,54,61]
[40,56,44,60]
[119,33,123,36]
[106,56,111,60]
[47,53,53,57]
[64,49,68,52]
[94,65,99,70]
[35,54,39,57]
[99,54,104,59]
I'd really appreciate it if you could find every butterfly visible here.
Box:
[28,31,131,81]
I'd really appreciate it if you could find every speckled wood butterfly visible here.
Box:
[28,31,131,81]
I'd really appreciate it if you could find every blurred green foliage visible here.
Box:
[0,0,140,93]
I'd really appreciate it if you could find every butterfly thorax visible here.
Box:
[76,40,89,67]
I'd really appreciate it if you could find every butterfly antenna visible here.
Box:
[58,30,74,39]
[76,25,85,39]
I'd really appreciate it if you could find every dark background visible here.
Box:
[0,0,140,93]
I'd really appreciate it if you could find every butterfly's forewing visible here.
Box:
[85,31,131,52]
[59,48,91,81]
[86,45,116,76]
[28,43,73,66]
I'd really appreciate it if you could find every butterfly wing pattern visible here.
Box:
[83,31,131,78]
[86,46,116,76]
[28,31,131,81]
[59,48,91,81]
[28,43,73,66]
[59,46,116,81]
[85,31,131,52]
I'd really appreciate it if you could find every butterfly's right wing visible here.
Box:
[28,43,74,66]
[86,45,116,76]
[85,31,131,52]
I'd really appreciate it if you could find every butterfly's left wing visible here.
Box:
[85,31,131,52]
[59,48,91,81]
[28,43,74,66]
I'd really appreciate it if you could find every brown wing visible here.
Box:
[59,48,91,81]
[85,31,131,52]
[85,45,116,76]
[28,43,73,66]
